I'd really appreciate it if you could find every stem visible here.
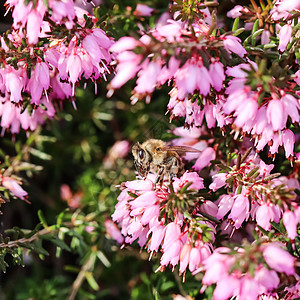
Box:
[0,221,73,249]
[68,251,96,300]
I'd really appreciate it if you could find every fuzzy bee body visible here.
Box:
[132,139,200,184]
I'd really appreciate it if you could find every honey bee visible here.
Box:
[132,139,201,184]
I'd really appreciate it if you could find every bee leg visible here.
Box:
[155,166,165,185]
[168,156,183,181]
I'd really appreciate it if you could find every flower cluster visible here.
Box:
[108,2,300,158]
[210,150,299,233]
[202,243,296,300]
[112,172,217,275]
[1,0,114,134]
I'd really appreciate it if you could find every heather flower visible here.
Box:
[193,147,216,171]
[2,176,28,201]
[255,204,281,231]
[133,4,154,16]
[282,129,295,158]
[228,193,250,229]
[282,211,298,240]
[278,24,293,52]
[213,275,240,300]
[217,195,234,219]
[226,5,244,18]
[223,36,247,57]
[104,219,124,244]
[172,172,204,193]
[209,61,225,92]
[263,243,296,275]
[209,173,227,192]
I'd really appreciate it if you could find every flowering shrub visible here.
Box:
[0,0,299,299]
[1,0,114,133]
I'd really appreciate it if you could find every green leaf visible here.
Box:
[232,17,240,32]
[85,272,99,291]
[233,28,245,36]
[38,210,48,228]
[28,147,52,160]
[40,235,71,251]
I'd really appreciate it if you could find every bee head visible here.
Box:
[132,142,151,178]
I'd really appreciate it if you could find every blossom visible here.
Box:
[255,204,281,231]
[278,24,293,52]
[104,219,124,244]
[263,244,296,275]
[2,176,28,201]
[133,4,154,16]
[209,173,227,191]
[223,36,247,57]
[172,172,204,193]
[228,193,250,229]
[282,211,298,239]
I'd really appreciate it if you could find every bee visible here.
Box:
[132,139,201,184]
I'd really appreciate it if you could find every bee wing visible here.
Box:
[161,145,201,154]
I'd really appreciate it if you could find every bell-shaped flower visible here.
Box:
[283,211,298,240]
[278,24,292,52]
[213,275,239,300]
[282,129,295,158]
[2,176,28,201]
[266,99,285,131]
[193,147,216,171]
[26,10,43,44]
[223,35,247,57]
[209,61,225,92]
[263,243,296,275]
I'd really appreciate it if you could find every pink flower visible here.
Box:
[109,52,142,89]
[209,173,227,191]
[228,193,250,229]
[266,99,285,131]
[162,222,181,250]
[282,129,295,158]
[2,176,28,201]
[125,179,153,191]
[263,243,296,275]
[135,61,162,94]
[193,147,216,171]
[213,275,239,300]
[283,211,298,239]
[6,71,23,103]
[227,5,244,18]
[179,243,191,274]
[133,4,154,16]
[274,0,300,13]
[130,191,157,209]
[255,267,279,292]
[281,93,300,124]
[26,10,43,44]
[160,239,183,267]
[295,70,300,85]
[234,98,258,128]
[217,195,234,219]
[239,275,260,300]
[223,36,247,57]
[255,204,281,231]
[261,30,271,44]
[209,61,225,92]
[148,218,165,252]
[172,171,204,193]
[104,219,124,244]
[196,66,212,96]
[188,247,201,272]
[202,248,234,285]
[278,24,293,52]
